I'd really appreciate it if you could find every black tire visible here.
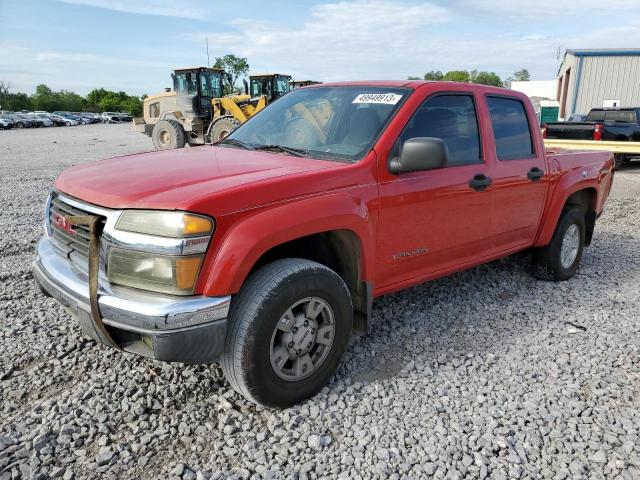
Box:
[532,207,585,281]
[152,119,186,150]
[222,259,353,408]
[209,116,240,144]
[614,154,625,170]
[16,122,24,129]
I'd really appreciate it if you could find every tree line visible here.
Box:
[408,68,531,87]
[0,81,144,116]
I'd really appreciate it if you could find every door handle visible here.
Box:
[527,167,545,181]
[469,174,492,191]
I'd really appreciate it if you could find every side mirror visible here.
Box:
[388,137,448,174]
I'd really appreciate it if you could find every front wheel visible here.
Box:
[209,116,240,144]
[151,120,186,150]
[221,259,353,408]
[532,207,585,281]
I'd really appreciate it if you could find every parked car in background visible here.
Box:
[9,114,37,128]
[80,113,99,123]
[54,112,83,125]
[544,107,640,168]
[47,114,70,126]
[28,113,53,127]
[0,115,14,129]
[34,81,615,407]
[47,114,68,127]
[101,112,123,123]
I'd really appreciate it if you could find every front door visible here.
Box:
[376,92,495,290]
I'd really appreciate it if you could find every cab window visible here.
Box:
[149,102,160,118]
[487,96,534,160]
[398,94,481,167]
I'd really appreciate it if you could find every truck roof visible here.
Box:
[589,107,639,111]
[304,80,523,96]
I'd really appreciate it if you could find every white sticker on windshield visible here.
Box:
[352,93,403,105]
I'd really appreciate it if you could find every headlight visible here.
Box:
[108,210,214,295]
[115,211,213,237]
[108,249,203,295]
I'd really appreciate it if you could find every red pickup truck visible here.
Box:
[34,81,614,407]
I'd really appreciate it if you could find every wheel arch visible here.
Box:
[200,194,375,331]
[536,184,598,247]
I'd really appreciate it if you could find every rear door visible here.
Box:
[485,95,548,250]
[375,90,494,289]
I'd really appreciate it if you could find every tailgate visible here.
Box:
[546,122,595,140]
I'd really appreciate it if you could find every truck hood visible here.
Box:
[54,146,343,215]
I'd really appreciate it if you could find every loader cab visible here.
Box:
[249,74,291,103]
[172,67,224,117]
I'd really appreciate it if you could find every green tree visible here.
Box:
[214,54,249,94]
[442,70,470,82]
[470,71,503,87]
[424,70,444,80]
[407,76,421,80]
[512,68,531,81]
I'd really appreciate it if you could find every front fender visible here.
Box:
[198,192,376,296]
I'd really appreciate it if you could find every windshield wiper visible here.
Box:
[218,138,255,150]
[254,144,309,157]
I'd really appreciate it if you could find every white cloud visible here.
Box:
[182,0,640,82]
[185,0,451,80]
[56,0,207,19]
[460,0,640,17]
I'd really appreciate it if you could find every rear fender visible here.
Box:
[200,193,375,296]
[534,170,601,247]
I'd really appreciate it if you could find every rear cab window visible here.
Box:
[396,94,482,168]
[486,96,534,160]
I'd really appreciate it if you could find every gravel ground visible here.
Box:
[1,124,639,480]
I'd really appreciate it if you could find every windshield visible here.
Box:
[221,86,410,162]
[199,71,222,98]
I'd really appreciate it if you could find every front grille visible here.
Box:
[48,193,105,269]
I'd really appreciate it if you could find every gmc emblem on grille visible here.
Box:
[51,211,77,236]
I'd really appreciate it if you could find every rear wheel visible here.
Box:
[221,259,353,408]
[152,120,186,150]
[15,122,24,129]
[209,116,240,144]
[532,207,585,281]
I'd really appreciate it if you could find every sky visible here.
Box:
[1,0,640,96]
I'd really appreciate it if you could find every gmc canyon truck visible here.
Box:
[544,107,640,169]
[34,81,614,407]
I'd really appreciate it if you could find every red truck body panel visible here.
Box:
[53,81,614,300]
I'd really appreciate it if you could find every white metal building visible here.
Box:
[557,49,640,119]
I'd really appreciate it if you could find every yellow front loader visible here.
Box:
[134,67,292,150]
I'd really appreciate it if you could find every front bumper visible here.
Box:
[33,237,230,363]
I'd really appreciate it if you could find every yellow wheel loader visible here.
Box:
[133,67,292,150]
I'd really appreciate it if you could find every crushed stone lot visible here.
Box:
[1,124,639,480]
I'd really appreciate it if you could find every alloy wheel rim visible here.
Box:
[269,297,335,381]
[560,223,580,269]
